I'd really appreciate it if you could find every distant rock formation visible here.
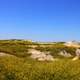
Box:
[64,41,80,47]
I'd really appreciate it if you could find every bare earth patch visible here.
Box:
[28,49,58,61]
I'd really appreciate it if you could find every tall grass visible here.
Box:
[0,56,80,80]
[0,40,79,80]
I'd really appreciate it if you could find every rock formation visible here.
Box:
[28,49,55,61]
[59,50,72,57]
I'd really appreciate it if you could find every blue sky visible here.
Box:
[0,0,80,41]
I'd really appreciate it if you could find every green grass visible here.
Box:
[0,56,80,80]
[0,40,79,80]
[0,40,76,58]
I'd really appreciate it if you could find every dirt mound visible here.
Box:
[28,49,58,61]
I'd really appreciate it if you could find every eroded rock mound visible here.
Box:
[72,49,80,61]
[28,49,56,61]
[59,50,72,57]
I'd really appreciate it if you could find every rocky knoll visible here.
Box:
[28,49,58,61]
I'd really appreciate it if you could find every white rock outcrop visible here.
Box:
[59,50,72,57]
[28,49,55,61]
[76,49,80,56]
[72,49,80,61]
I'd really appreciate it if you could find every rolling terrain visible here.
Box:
[0,40,80,80]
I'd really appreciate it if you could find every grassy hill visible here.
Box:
[0,40,80,80]
[0,40,77,58]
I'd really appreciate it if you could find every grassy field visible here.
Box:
[0,56,80,80]
[0,40,80,80]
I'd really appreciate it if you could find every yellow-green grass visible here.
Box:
[0,55,80,80]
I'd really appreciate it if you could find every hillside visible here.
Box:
[0,40,78,58]
[0,40,80,80]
